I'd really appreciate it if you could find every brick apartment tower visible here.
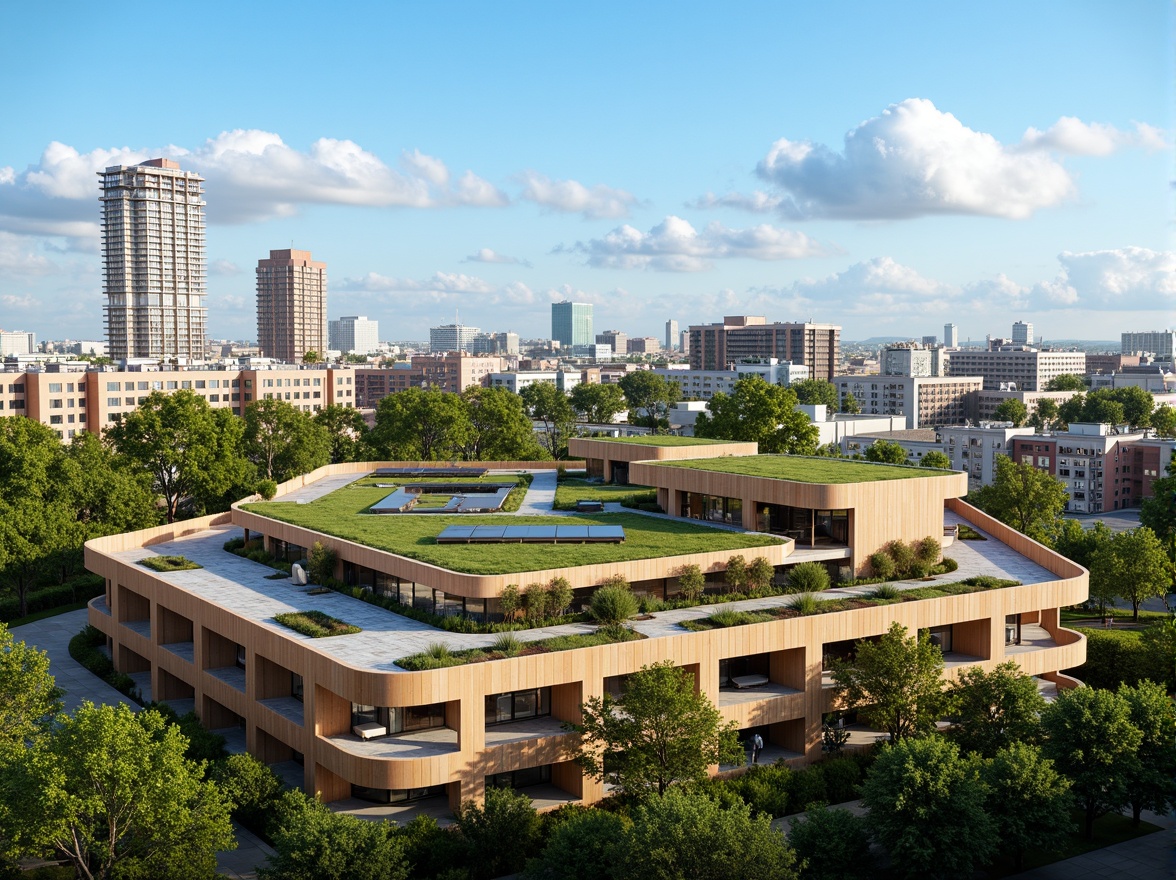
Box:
[100,158,207,361]
[256,249,327,362]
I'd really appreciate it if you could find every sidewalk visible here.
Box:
[1015,810,1175,879]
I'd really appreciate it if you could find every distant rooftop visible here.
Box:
[655,455,956,483]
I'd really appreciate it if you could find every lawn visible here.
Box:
[242,487,782,574]
[554,477,657,509]
[273,610,361,638]
[656,454,955,483]
[585,435,734,447]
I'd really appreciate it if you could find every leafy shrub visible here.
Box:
[522,582,550,621]
[725,555,748,591]
[589,583,638,625]
[547,577,573,617]
[817,756,863,803]
[499,584,522,621]
[956,524,986,540]
[868,552,895,580]
[915,536,941,566]
[939,557,959,573]
[788,803,873,880]
[257,479,278,500]
[886,540,916,576]
[787,592,820,615]
[747,556,777,592]
[209,753,283,834]
[138,555,202,572]
[307,541,338,585]
[788,764,830,810]
[1068,627,1170,690]
[870,583,901,600]
[787,561,830,593]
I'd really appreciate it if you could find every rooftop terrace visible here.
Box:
[107,508,1057,672]
[586,436,736,447]
[654,454,957,484]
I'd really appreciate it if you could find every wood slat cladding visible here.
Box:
[83,463,1088,811]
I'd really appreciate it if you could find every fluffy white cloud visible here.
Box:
[0,133,511,235]
[768,257,956,316]
[209,259,242,276]
[564,215,833,271]
[0,231,57,276]
[688,191,785,213]
[517,172,639,219]
[462,248,531,267]
[752,99,1077,220]
[1019,118,1167,156]
[1030,247,1176,310]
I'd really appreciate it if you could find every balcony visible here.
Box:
[485,715,569,747]
[323,727,459,760]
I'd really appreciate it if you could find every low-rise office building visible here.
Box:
[85,441,1087,817]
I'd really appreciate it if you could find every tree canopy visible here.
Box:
[313,403,370,463]
[970,455,1067,540]
[2,702,234,879]
[1089,526,1168,621]
[694,376,818,454]
[981,743,1073,871]
[790,378,840,410]
[992,398,1028,426]
[570,661,742,798]
[368,387,472,461]
[1140,459,1176,542]
[1041,686,1143,839]
[0,621,61,755]
[569,382,627,424]
[520,382,576,459]
[618,372,679,431]
[864,439,907,464]
[919,450,952,470]
[244,398,332,482]
[461,386,546,461]
[860,736,996,880]
[946,661,1045,758]
[1118,680,1176,826]
[830,622,946,743]
[1045,373,1086,391]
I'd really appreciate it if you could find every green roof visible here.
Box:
[655,455,956,484]
[584,436,735,447]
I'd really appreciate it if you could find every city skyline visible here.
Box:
[0,2,1171,346]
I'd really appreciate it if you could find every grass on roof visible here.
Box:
[656,454,955,483]
[584,435,735,447]
[241,486,781,575]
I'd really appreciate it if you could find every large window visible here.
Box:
[350,702,445,735]
[485,688,551,726]
[351,783,446,804]
[487,764,552,790]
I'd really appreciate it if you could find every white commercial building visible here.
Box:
[653,359,809,401]
[1121,330,1175,360]
[0,331,36,357]
[429,323,480,353]
[486,371,581,394]
[329,316,379,355]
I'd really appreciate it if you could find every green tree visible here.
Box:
[107,390,250,522]
[2,702,234,880]
[208,753,283,831]
[0,621,61,754]
[814,441,843,457]
[747,556,776,592]
[946,661,1045,757]
[791,378,840,410]
[454,786,543,880]
[673,564,706,602]
[615,788,798,880]
[1151,403,1176,439]
[301,349,322,364]
[618,372,680,431]
[369,387,472,461]
[1046,373,1086,391]
[1091,527,1168,621]
[1041,686,1143,839]
[864,439,908,464]
[694,375,818,454]
[787,561,830,593]
[244,398,331,482]
[1057,392,1087,427]
[1106,385,1154,429]
[919,450,952,470]
[860,736,996,880]
[313,403,370,463]
[841,391,861,414]
[969,455,1068,540]
[1081,390,1125,426]
[1118,680,1176,825]
[982,743,1074,872]
[570,661,742,798]
[830,622,946,743]
[523,808,629,880]
[547,577,574,617]
[261,789,406,880]
[63,431,159,545]
[520,382,577,459]
[724,554,748,592]
[1030,397,1060,431]
[787,803,872,880]
[992,398,1029,426]
[570,382,627,424]
[461,386,545,461]
[1140,460,1176,542]
[0,418,80,615]
[1049,518,1113,570]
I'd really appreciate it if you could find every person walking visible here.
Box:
[751,733,764,765]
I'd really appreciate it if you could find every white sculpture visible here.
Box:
[291,563,308,585]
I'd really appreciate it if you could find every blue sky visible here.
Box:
[0,1,1172,345]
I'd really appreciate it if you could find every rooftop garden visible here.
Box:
[554,476,659,511]
[396,626,643,670]
[585,435,734,447]
[137,555,202,572]
[273,610,361,638]
[241,486,782,575]
[656,454,956,484]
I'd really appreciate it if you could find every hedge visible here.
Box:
[0,575,105,622]
[1066,627,1172,690]
[68,625,142,702]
